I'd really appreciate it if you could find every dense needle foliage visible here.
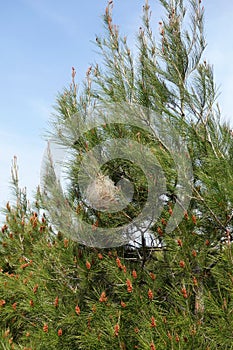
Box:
[1,1,233,349]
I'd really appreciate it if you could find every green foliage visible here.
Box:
[1,0,233,349]
[1,196,233,349]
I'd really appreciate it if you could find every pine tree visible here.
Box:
[1,1,233,349]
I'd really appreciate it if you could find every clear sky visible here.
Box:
[0,0,233,220]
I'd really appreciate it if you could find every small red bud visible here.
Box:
[179,260,185,268]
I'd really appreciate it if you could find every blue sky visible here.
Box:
[0,0,233,220]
